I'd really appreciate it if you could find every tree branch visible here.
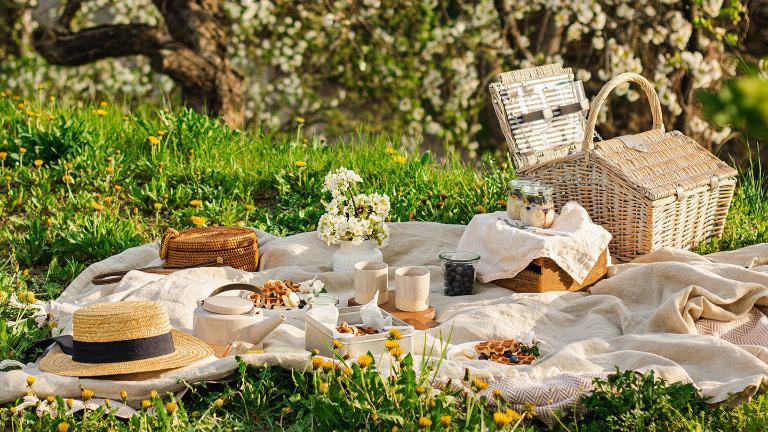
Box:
[57,0,83,30]
[33,24,170,66]
[492,0,534,61]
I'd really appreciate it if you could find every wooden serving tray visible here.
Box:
[347,295,438,330]
[493,249,608,293]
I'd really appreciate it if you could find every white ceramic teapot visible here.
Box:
[193,283,285,356]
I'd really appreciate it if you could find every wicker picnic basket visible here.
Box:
[517,72,737,262]
[160,226,259,271]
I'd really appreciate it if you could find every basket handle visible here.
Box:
[582,72,664,163]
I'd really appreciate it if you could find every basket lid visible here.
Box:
[160,227,257,256]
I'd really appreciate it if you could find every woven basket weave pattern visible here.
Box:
[160,227,259,271]
[519,72,737,262]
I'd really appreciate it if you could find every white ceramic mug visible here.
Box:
[354,261,389,305]
[395,266,430,312]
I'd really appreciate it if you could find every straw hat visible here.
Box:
[39,301,213,377]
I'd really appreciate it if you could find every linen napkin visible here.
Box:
[456,202,611,284]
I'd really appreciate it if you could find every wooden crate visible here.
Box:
[494,249,608,293]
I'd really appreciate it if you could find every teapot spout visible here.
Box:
[249,314,286,345]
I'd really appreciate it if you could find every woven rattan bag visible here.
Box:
[92,226,259,285]
[519,72,737,262]
[160,227,258,271]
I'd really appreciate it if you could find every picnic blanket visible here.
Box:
[2,222,768,419]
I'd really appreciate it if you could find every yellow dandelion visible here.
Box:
[157,130,165,136]
[120,389,128,401]
[17,103,24,109]
[319,383,329,393]
[0,152,6,160]
[9,407,16,414]
[506,408,522,422]
[66,399,73,409]
[190,216,206,226]
[333,340,343,350]
[106,156,113,162]
[57,422,69,432]
[49,96,55,103]
[47,218,53,227]
[244,204,254,211]
[26,111,37,117]
[418,417,432,428]
[492,389,504,399]
[384,339,399,350]
[281,406,293,415]
[46,395,55,403]
[25,291,36,303]
[19,147,27,154]
[311,356,324,369]
[321,360,334,371]
[385,147,396,154]
[189,199,202,208]
[166,401,177,413]
[90,202,104,211]
[93,109,108,117]
[343,367,352,376]
[473,378,488,391]
[393,155,406,164]
[26,375,36,387]
[150,390,159,399]
[33,159,43,168]
[414,386,426,395]
[105,166,114,175]
[493,411,511,427]
[389,347,403,357]
[153,202,163,211]
[141,399,151,409]
[147,136,160,145]
[357,353,373,368]
[114,184,122,192]
[388,328,401,340]
[296,117,305,124]
[163,107,170,113]
[440,415,452,426]
[64,162,73,171]
[104,399,111,408]
[81,388,94,400]
[103,196,114,204]
[100,101,108,107]
[524,402,536,417]
[63,175,73,183]
[213,398,224,407]
[295,160,307,167]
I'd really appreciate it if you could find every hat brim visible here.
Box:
[38,330,214,377]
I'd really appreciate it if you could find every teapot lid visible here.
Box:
[203,295,254,315]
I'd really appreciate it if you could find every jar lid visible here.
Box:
[203,295,255,315]
[439,251,481,263]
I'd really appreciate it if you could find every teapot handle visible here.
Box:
[207,283,264,298]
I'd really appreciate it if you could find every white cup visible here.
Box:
[354,261,389,305]
[395,266,430,312]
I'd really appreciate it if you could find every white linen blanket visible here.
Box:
[2,222,768,418]
[457,203,611,284]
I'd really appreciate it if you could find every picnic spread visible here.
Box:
[3,64,768,421]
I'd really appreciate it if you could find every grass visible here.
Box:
[0,92,767,430]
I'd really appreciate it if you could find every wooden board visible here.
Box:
[348,295,438,330]
[493,248,608,293]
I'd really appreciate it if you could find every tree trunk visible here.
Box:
[0,0,22,58]
[32,0,243,127]
[745,0,768,58]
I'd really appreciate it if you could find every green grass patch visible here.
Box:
[0,95,767,430]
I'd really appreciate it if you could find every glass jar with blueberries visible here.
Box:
[439,251,480,296]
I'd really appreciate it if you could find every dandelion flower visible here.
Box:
[244,204,254,211]
[414,386,426,395]
[93,109,108,117]
[473,378,488,391]
[190,216,206,226]
[166,401,177,413]
[506,409,522,422]
[333,340,343,350]
[296,117,305,124]
[524,402,536,417]
[357,353,373,368]
[57,422,69,432]
[150,390,159,399]
[46,395,55,403]
[26,111,37,117]
[389,347,403,357]
[321,360,334,371]
[66,399,73,409]
[213,398,224,408]
[105,167,114,175]
[120,389,128,401]
[81,388,94,400]
[0,152,6,160]
[388,328,401,340]
[25,291,36,303]
[26,375,36,387]
[19,147,27,154]
[63,175,73,183]
[418,417,432,428]
[153,202,163,211]
[384,339,399,350]
[319,383,329,393]
[147,136,160,145]
[100,101,108,107]
[103,196,114,204]
[114,185,122,192]
[64,162,73,171]
[311,356,324,369]
[33,159,43,168]
[385,147,396,154]
[17,103,24,109]
[189,199,202,208]
[493,411,511,427]
[492,389,504,399]
[49,96,55,103]
[91,202,104,211]
[157,130,165,136]
[440,415,451,425]
[295,160,307,167]
[281,406,292,415]
[393,155,406,164]
[9,407,16,414]
[141,399,151,409]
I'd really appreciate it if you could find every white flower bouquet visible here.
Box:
[317,168,390,247]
